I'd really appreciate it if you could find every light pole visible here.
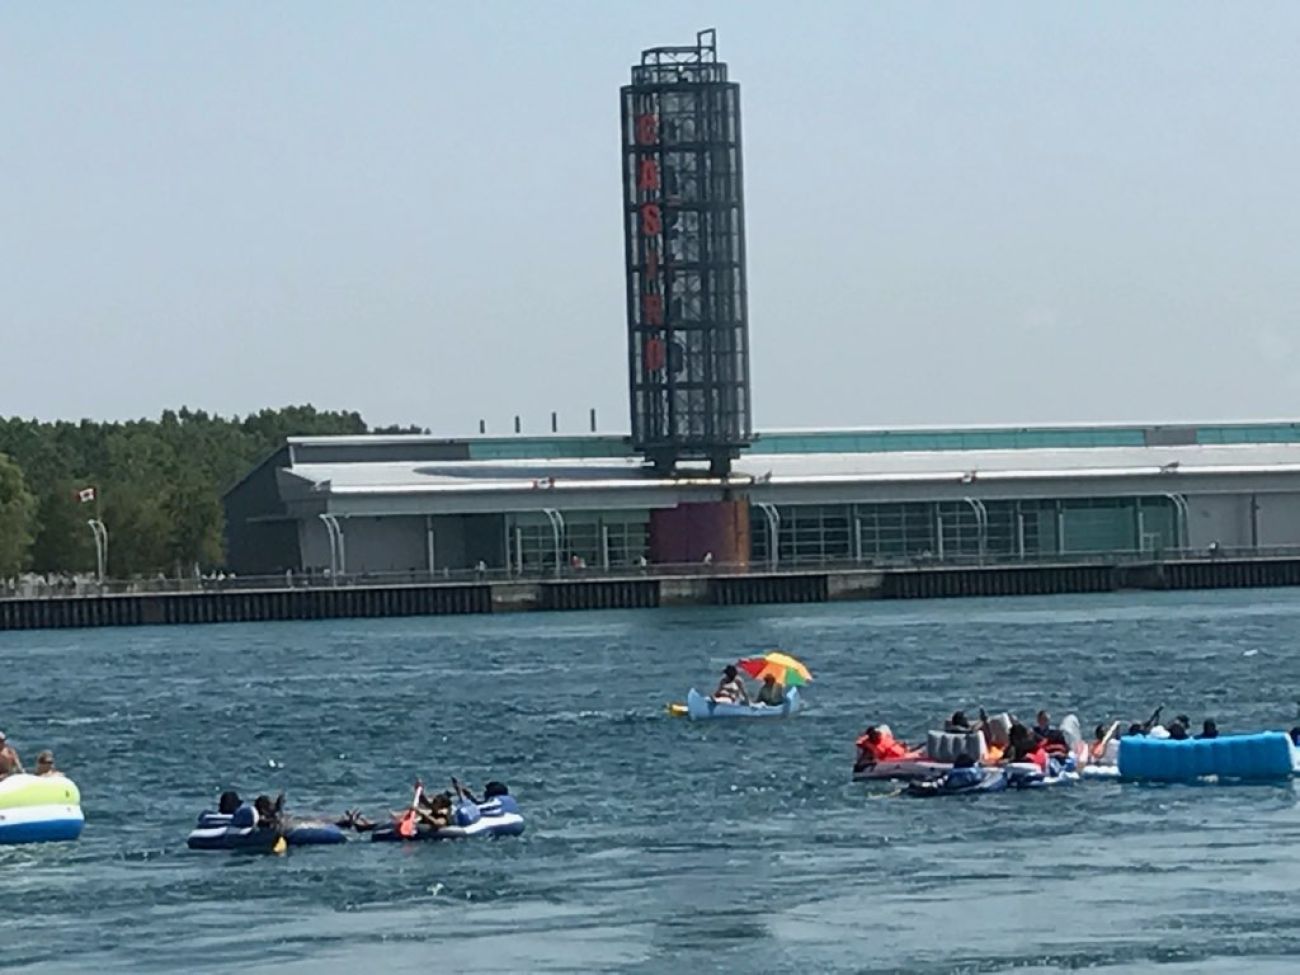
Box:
[962,498,988,563]
[755,502,781,571]
[86,519,108,584]
[318,513,345,584]
[541,509,564,578]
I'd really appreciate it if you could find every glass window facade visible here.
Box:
[507,511,649,573]
[749,496,1180,565]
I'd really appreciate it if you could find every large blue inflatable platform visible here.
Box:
[1117,732,1295,782]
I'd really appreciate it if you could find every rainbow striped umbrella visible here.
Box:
[738,651,813,687]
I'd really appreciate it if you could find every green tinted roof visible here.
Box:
[448,422,1300,461]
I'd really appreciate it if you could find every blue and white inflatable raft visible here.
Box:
[186,808,347,851]
[370,795,526,842]
[1117,732,1297,783]
[684,687,802,720]
[0,774,84,845]
[906,767,1008,796]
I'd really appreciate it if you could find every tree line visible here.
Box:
[0,405,422,579]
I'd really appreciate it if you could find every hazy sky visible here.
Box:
[4,2,1299,434]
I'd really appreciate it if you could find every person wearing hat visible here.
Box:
[0,731,23,779]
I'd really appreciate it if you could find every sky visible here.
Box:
[3,2,1299,434]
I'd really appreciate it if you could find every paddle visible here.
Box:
[396,780,424,839]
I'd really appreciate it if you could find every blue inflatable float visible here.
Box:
[1117,732,1296,782]
[370,796,525,842]
[186,809,347,851]
[905,767,1007,797]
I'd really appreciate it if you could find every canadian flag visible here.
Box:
[76,487,96,503]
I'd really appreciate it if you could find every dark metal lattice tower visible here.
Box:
[621,29,752,475]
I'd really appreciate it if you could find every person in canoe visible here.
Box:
[755,674,786,707]
[713,664,751,704]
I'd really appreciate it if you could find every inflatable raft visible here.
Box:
[186,810,347,851]
[1117,731,1295,782]
[853,727,987,782]
[1006,760,1080,789]
[853,758,949,782]
[906,767,1007,797]
[371,796,525,842]
[684,687,801,720]
[0,774,84,845]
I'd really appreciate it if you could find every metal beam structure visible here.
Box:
[621,29,752,475]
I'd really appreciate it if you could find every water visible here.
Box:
[4,589,1300,973]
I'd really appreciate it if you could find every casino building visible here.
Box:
[222,33,1300,578]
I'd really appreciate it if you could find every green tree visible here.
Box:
[0,404,406,577]
[29,481,96,575]
[162,474,223,574]
[0,453,37,578]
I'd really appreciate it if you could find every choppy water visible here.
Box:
[4,590,1300,973]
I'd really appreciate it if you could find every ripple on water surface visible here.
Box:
[5,590,1300,973]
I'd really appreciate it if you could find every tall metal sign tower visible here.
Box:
[621,29,752,475]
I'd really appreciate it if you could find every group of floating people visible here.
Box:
[852,703,1300,794]
[712,664,788,707]
[191,776,524,851]
[0,717,525,851]
[0,730,64,781]
[856,706,1221,773]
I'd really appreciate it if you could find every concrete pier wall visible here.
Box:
[5,557,1300,630]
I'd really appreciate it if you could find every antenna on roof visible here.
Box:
[478,419,486,435]
[514,415,521,434]
[551,411,558,433]
[590,408,597,433]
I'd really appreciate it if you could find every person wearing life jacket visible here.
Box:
[1006,723,1048,771]
[854,726,915,770]
[1022,739,1049,772]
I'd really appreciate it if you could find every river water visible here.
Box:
[4,590,1300,973]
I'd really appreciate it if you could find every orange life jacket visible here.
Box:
[855,730,910,763]
[1025,744,1049,772]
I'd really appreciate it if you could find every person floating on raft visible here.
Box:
[853,725,926,772]
[338,778,515,836]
